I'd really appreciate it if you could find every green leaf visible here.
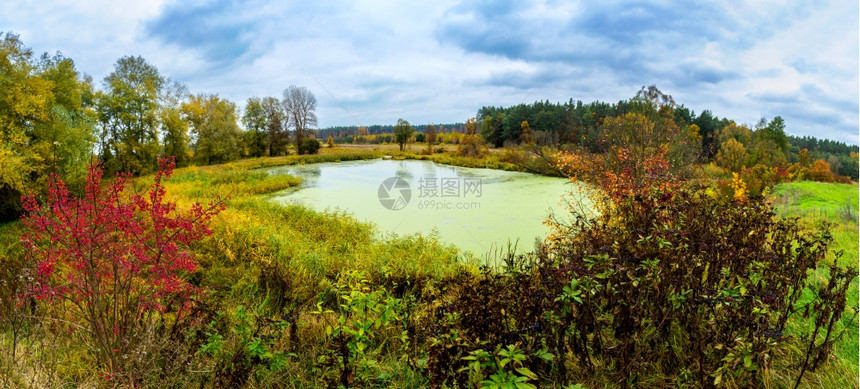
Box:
[533,349,554,362]
[515,367,538,380]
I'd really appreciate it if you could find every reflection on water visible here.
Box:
[268,159,583,254]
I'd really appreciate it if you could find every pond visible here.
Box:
[268,159,582,254]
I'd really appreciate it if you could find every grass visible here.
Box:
[770,181,859,388]
[157,151,475,287]
[334,143,558,175]
[771,180,859,223]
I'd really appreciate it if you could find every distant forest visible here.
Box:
[317,123,466,138]
[319,98,859,179]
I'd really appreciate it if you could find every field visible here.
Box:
[769,181,859,388]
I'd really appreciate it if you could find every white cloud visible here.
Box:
[2,0,857,144]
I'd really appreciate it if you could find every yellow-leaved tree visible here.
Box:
[0,32,96,220]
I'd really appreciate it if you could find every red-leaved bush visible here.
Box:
[20,157,224,374]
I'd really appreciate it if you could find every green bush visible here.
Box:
[417,183,855,388]
[298,138,321,155]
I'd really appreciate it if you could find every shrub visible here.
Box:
[457,134,486,158]
[498,147,527,165]
[20,158,224,379]
[299,138,321,155]
[541,133,856,387]
[542,184,854,387]
[738,164,786,197]
[421,156,854,387]
[699,162,727,180]
[808,159,835,182]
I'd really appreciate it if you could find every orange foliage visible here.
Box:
[554,143,680,228]
[807,159,834,182]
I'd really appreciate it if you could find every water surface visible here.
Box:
[268,159,578,254]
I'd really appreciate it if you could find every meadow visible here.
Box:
[768,181,858,388]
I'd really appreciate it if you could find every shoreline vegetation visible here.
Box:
[2,145,857,388]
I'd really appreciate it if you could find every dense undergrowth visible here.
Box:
[0,147,857,388]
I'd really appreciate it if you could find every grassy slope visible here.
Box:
[770,181,859,388]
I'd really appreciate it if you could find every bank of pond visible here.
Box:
[267,158,583,255]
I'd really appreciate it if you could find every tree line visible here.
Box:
[473,87,857,180]
[317,123,466,144]
[787,135,858,178]
[0,32,320,220]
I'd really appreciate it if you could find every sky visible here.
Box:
[2,0,858,144]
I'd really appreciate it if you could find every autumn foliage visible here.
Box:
[529,95,855,387]
[20,157,224,375]
[807,158,835,182]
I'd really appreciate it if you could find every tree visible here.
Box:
[21,158,223,377]
[826,155,842,176]
[182,94,243,165]
[96,56,164,175]
[326,135,335,148]
[244,96,289,156]
[425,124,438,144]
[465,117,478,135]
[282,85,317,154]
[0,33,95,220]
[718,122,752,146]
[159,80,191,166]
[715,138,747,172]
[262,97,289,155]
[502,105,529,144]
[244,96,289,157]
[32,52,97,191]
[393,118,414,151]
[533,110,561,135]
[748,139,787,167]
[626,86,701,170]
[480,113,505,147]
[692,110,721,158]
[241,97,268,157]
[798,148,810,167]
[763,116,789,152]
[520,120,533,144]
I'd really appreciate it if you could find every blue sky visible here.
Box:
[2,0,858,144]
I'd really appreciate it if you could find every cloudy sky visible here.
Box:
[2,0,858,144]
